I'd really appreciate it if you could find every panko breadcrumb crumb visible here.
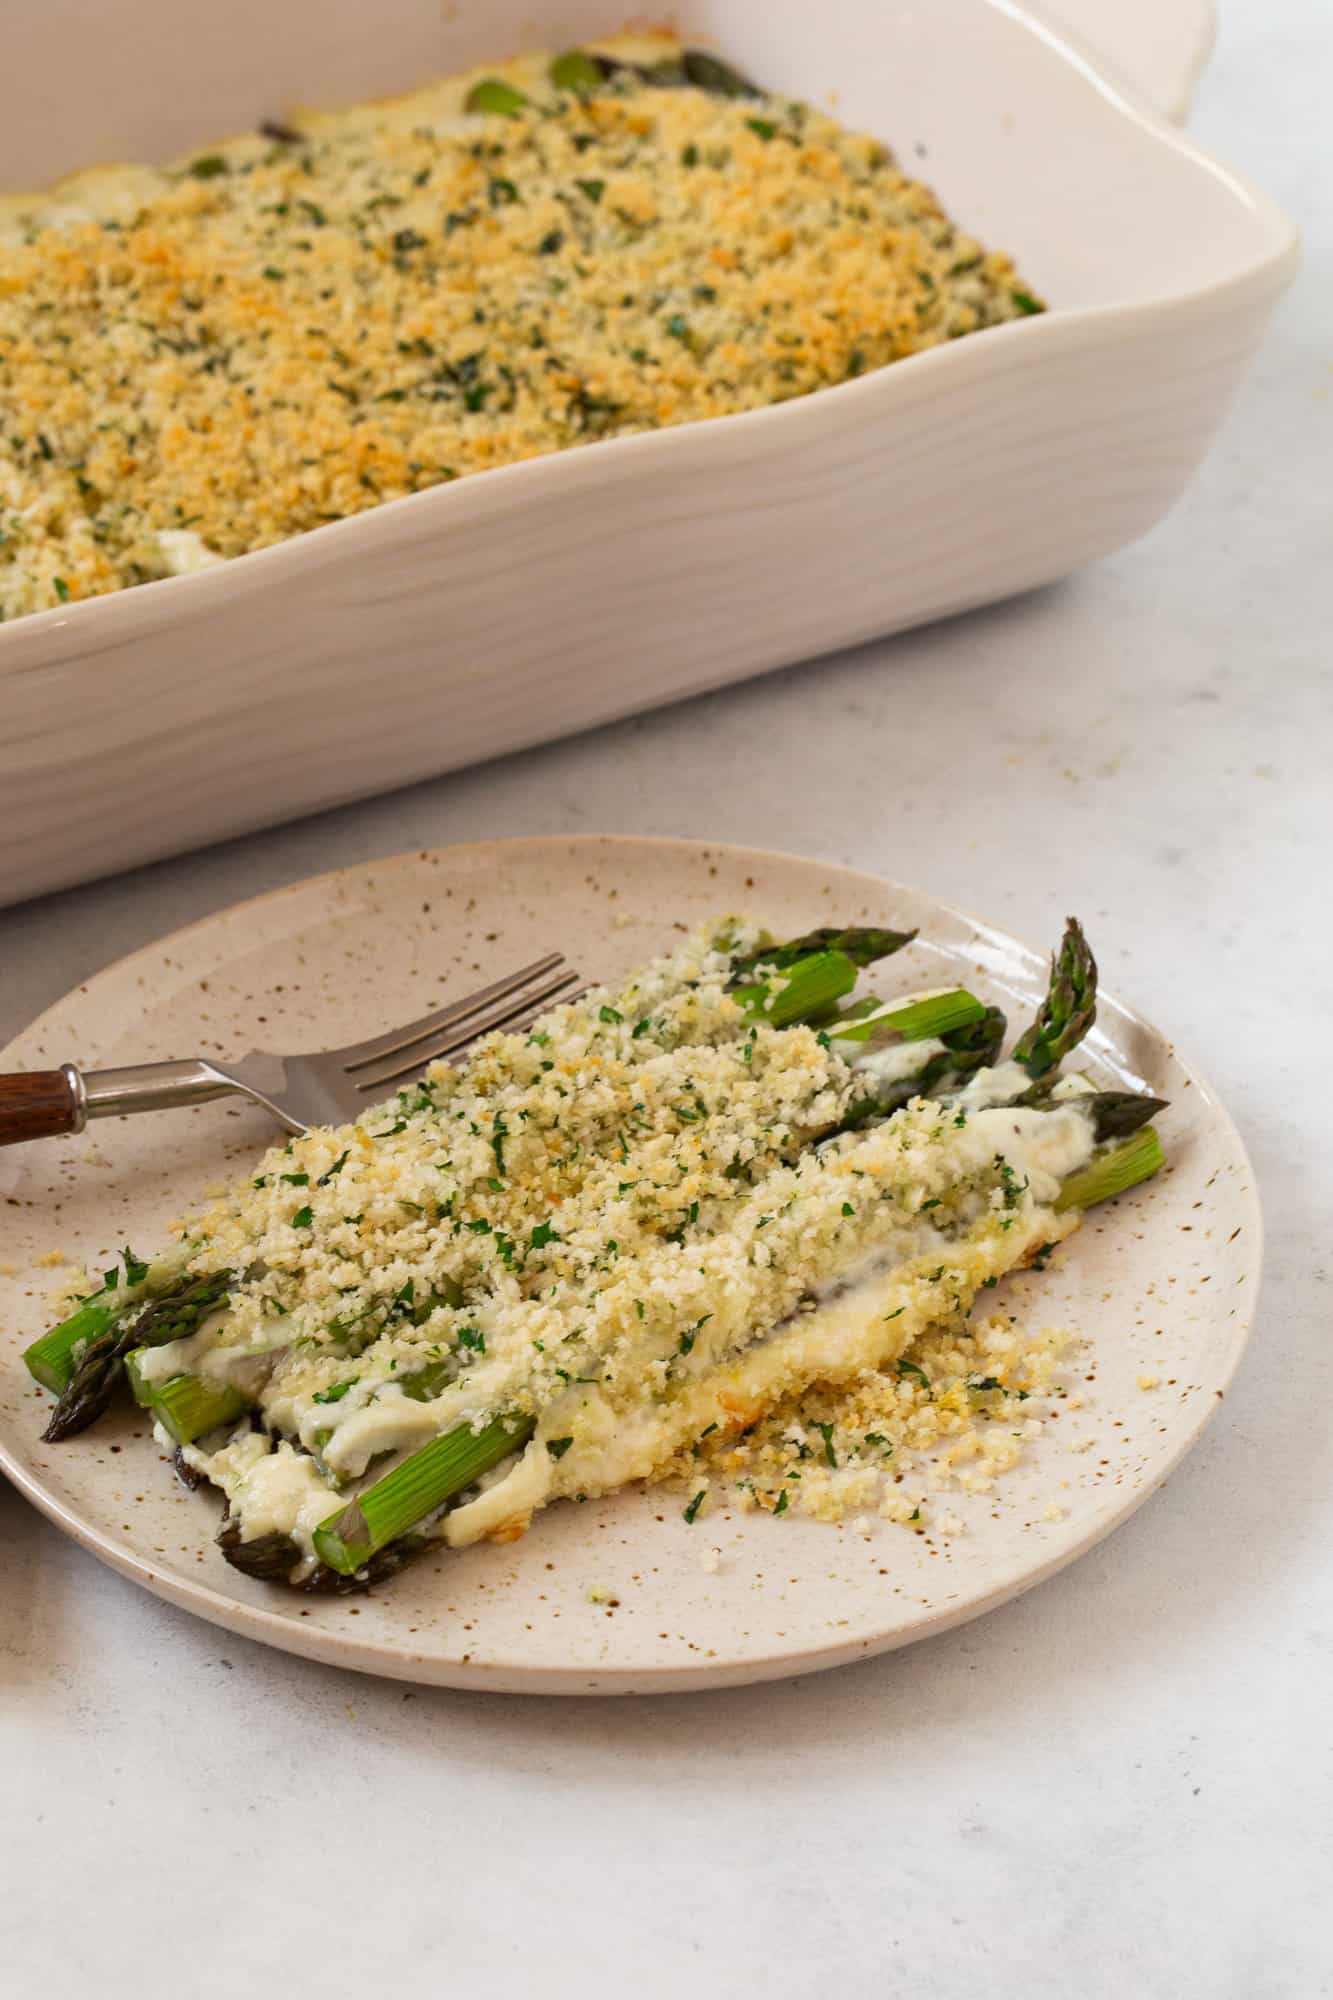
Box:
[683,1315,1080,1531]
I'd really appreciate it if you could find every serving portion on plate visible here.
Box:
[0,0,1297,907]
[0,838,1260,1692]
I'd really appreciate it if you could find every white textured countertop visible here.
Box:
[2,9,1329,1996]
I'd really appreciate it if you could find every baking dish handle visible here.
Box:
[1029,0,1217,123]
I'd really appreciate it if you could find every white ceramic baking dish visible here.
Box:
[0,0,1297,907]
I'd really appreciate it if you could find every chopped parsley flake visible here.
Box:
[312,1379,356,1404]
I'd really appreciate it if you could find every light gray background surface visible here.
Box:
[2,7,1329,1995]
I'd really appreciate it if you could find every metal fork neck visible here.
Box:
[77,1060,306,1134]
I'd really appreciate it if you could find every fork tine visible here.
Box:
[351,969,585,1094]
[336,953,565,1070]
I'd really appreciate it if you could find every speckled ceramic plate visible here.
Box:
[0,838,1260,1693]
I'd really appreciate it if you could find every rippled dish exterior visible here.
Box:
[0,0,1296,906]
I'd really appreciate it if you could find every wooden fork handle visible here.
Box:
[0,1067,85,1145]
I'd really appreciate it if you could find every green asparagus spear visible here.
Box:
[216,1516,430,1591]
[1080,1091,1169,1144]
[313,1412,535,1576]
[124,1350,251,1445]
[548,49,607,94]
[463,78,529,116]
[680,50,761,96]
[24,1297,119,1398]
[214,1523,309,1584]
[734,950,860,1028]
[729,925,916,983]
[1011,918,1098,1081]
[826,989,985,1044]
[38,1267,236,1442]
[542,47,759,97]
[23,1246,188,1395]
[820,1004,1007,1136]
[1056,1125,1165,1211]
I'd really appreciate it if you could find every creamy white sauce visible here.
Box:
[959,1101,1097,1202]
[832,986,968,1091]
[950,1059,1034,1113]
[135,1311,288,1389]
[303,1385,448,1478]
[846,1035,948,1088]
[185,1427,338,1558]
[444,1442,551,1547]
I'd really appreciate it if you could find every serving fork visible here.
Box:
[0,953,581,1147]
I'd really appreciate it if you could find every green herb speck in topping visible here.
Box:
[312,1379,356,1404]
[815,1420,837,1467]
[575,178,605,204]
[1011,289,1044,315]
[547,1436,575,1459]
[897,1360,929,1388]
[683,1489,706,1524]
[746,117,778,141]
[457,1326,486,1353]
[773,1488,789,1515]
[529,1221,560,1250]
[291,1206,313,1229]
[676,1313,712,1357]
[599,1004,623,1024]
[121,1246,149,1287]
[188,155,229,179]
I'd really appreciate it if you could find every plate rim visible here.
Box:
[0,834,1264,1693]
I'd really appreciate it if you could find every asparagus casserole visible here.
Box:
[24,917,1165,1591]
[0,34,1042,622]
